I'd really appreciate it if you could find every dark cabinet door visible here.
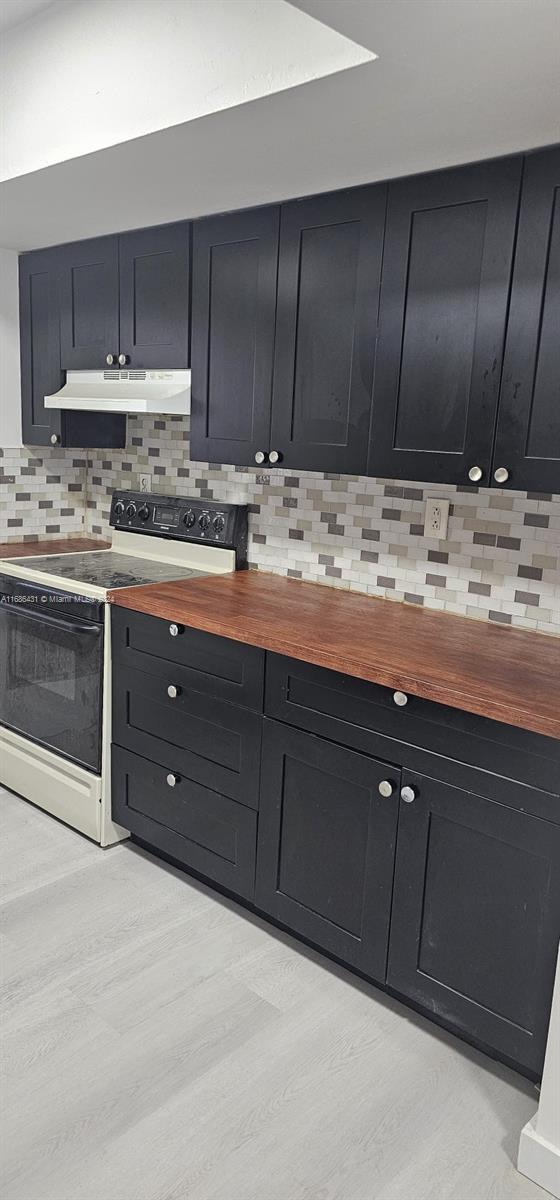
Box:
[387,772,560,1075]
[190,206,279,466]
[368,157,522,486]
[59,235,119,368]
[118,222,190,368]
[19,248,63,446]
[256,721,400,980]
[270,186,386,473]
[492,148,560,494]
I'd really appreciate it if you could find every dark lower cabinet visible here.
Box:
[492,146,560,494]
[112,745,257,901]
[368,156,523,487]
[387,771,560,1076]
[256,721,400,981]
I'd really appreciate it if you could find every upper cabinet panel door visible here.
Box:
[190,207,279,467]
[270,186,386,474]
[19,249,63,447]
[368,158,522,486]
[59,236,119,369]
[492,148,560,495]
[118,223,190,369]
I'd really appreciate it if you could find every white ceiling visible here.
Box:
[0,0,55,34]
[1,0,559,250]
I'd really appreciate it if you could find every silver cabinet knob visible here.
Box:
[468,465,483,483]
[393,691,408,707]
[167,684,180,699]
[50,433,60,445]
[494,467,509,484]
[401,785,417,804]
[169,623,182,637]
[378,780,395,798]
[166,773,178,788]
[118,353,129,366]
[268,450,281,465]
[106,353,116,365]
[254,450,267,465]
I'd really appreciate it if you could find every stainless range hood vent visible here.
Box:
[44,369,191,415]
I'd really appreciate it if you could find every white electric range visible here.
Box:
[0,491,248,845]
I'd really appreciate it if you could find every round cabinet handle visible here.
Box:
[50,433,60,445]
[494,467,510,484]
[166,773,179,788]
[401,785,417,804]
[254,450,268,465]
[106,353,116,366]
[169,623,182,637]
[167,684,180,699]
[393,691,408,707]
[468,465,483,483]
[268,450,282,465]
[118,353,129,367]
[378,780,395,798]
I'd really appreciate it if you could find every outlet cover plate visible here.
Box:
[425,497,450,539]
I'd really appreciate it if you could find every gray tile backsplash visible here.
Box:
[2,417,559,636]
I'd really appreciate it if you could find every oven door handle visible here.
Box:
[0,602,102,636]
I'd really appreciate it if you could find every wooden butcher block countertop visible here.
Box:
[0,535,110,558]
[109,571,560,741]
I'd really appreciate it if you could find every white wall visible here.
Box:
[0,0,371,181]
[0,247,21,448]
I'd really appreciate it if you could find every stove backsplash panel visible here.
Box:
[2,419,558,636]
[85,416,559,637]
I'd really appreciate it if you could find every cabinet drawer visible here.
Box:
[113,664,261,808]
[112,607,264,711]
[112,745,257,900]
[265,655,560,813]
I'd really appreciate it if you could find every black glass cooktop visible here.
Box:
[3,550,209,590]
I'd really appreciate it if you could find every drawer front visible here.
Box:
[112,745,257,900]
[112,607,264,710]
[113,664,261,808]
[265,655,560,814]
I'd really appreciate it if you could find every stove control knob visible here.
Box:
[126,502,137,519]
[114,501,125,517]
[138,504,150,521]
[213,513,225,535]
[198,512,211,531]
[183,509,196,529]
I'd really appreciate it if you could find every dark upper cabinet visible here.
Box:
[190,206,279,467]
[387,771,560,1076]
[59,235,119,369]
[270,186,386,473]
[59,224,190,370]
[256,720,399,981]
[118,223,190,368]
[368,157,523,487]
[19,248,63,446]
[492,147,560,494]
[19,248,126,448]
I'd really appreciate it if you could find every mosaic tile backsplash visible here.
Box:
[2,417,559,636]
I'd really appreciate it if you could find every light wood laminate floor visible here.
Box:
[0,788,547,1200]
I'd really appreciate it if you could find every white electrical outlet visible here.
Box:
[425,497,450,539]
[139,475,151,493]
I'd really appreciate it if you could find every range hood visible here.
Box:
[44,369,190,415]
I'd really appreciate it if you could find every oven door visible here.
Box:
[0,577,104,774]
